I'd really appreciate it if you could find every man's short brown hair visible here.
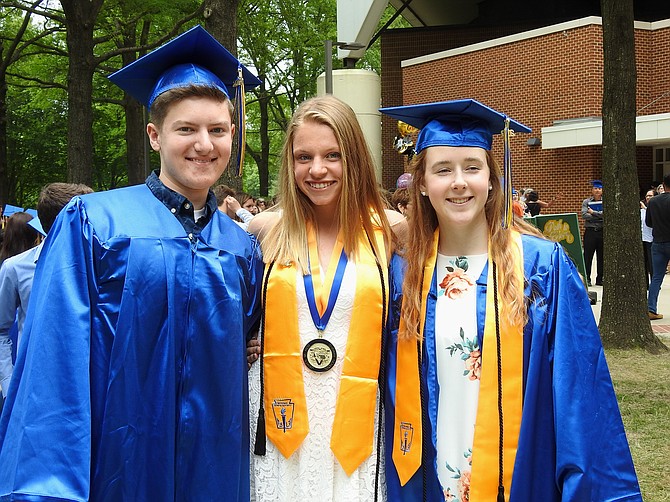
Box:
[38,183,94,234]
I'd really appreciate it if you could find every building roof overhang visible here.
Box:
[541,113,670,149]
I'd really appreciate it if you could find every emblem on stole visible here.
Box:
[399,422,414,454]
[272,398,295,432]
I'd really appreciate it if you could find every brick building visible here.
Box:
[380,16,670,217]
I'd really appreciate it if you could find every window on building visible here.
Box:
[654,146,670,181]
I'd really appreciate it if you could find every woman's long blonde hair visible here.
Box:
[261,96,393,269]
[400,148,541,340]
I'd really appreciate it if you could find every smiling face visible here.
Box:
[421,145,491,236]
[292,120,343,216]
[147,96,234,208]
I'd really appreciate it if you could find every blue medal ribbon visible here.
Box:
[303,249,348,332]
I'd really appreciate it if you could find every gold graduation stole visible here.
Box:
[392,230,437,485]
[262,224,388,475]
[393,229,524,501]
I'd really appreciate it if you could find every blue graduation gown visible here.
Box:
[0,185,262,501]
[385,234,641,501]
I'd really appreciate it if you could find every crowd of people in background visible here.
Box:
[212,185,272,230]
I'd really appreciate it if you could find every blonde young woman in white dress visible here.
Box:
[247,96,406,501]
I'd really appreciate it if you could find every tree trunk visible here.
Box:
[205,0,242,190]
[599,0,667,352]
[120,23,151,186]
[257,76,270,196]
[124,95,148,185]
[203,0,239,56]
[61,0,104,186]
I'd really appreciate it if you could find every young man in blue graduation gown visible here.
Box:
[0,26,263,501]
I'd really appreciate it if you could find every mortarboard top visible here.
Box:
[3,204,23,217]
[27,216,46,236]
[380,99,531,154]
[590,180,603,189]
[108,25,261,109]
[24,208,37,218]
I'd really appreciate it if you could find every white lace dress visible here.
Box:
[249,261,386,501]
[434,253,487,502]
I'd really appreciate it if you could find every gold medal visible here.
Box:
[302,338,337,372]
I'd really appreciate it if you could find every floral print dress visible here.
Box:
[434,253,487,502]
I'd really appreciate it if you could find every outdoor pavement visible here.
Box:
[589,277,670,343]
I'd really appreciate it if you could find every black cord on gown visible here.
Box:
[492,261,506,502]
[253,261,275,456]
[366,231,388,502]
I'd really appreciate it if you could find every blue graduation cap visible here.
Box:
[108,25,261,175]
[3,204,23,217]
[381,99,531,228]
[24,208,37,218]
[108,25,261,109]
[379,99,531,154]
[27,216,46,237]
[590,179,603,189]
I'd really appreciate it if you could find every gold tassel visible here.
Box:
[233,66,246,176]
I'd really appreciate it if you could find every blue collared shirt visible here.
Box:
[0,243,42,397]
[145,170,218,240]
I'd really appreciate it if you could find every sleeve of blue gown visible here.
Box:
[541,243,641,500]
[0,199,94,501]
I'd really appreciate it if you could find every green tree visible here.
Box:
[599,0,666,352]
[3,0,210,190]
[0,0,63,206]
[6,83,68,206]
[238,0,335,196]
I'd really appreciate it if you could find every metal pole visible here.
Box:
[325,39,333,94]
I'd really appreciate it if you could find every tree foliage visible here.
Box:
[0,0,403,204]
[0,1,66,206]
[237,0,335,196]
[0,0,207,205]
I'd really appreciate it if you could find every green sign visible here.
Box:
[525,213,587,280]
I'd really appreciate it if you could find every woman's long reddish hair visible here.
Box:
[399,149,541,340]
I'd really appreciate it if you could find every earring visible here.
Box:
[488,185,493,191]
[421,191,427,196]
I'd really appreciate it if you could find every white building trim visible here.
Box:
[402,16,670,68]
[541,113,670,149]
